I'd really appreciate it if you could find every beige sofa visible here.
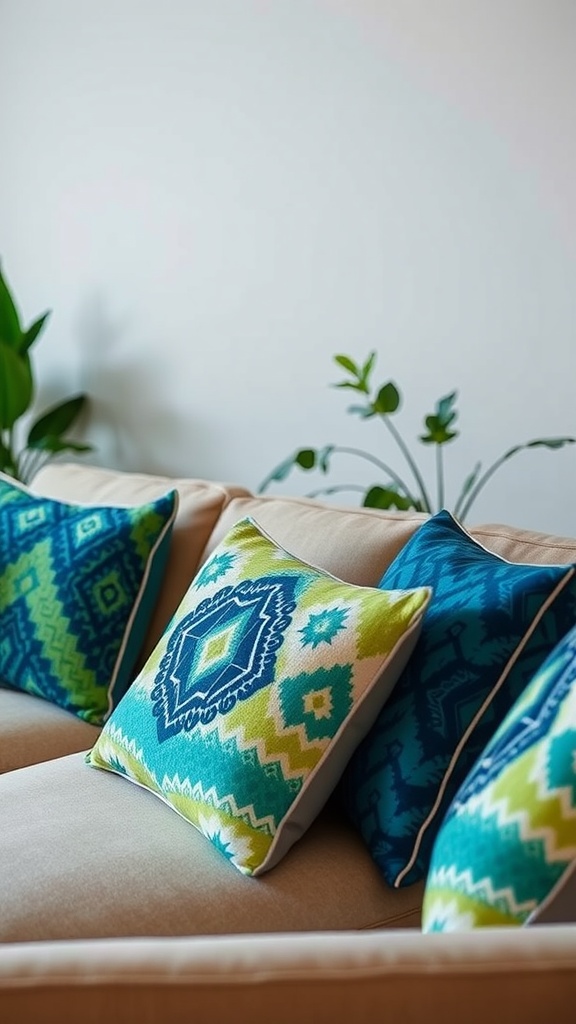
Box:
[1,463,575,1023]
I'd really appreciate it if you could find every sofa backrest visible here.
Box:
[31,463,576,670]
[204,493,430,586]
[468,522,576,566]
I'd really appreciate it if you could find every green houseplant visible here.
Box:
[259,351,575,522]
[0,264,92,483]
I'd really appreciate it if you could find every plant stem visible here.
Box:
[17,446,46,484]
[332,445,420,506]
[456,451,511,522]
[381,417,433,512]
[305,483,368,499]
[436,445,444,512]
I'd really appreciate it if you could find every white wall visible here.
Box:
[1,0,575,533]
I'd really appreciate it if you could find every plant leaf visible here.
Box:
[490,437,575,466]
[21,311,51,354]
[0,266,23,348]
[523,437,576,451]
[27,395,88,445]
[436,391,458,424]
[0,342,33,429]
[295,448,317,470]
[348,403,376,418]
[420,392,459,444]
[333,354,359,376]
[26,436,93,455]
[363,485,419,511]
[0,436,17,476]
[333,381,365,391]
[360,350,376,388]
[419,417,458,445]
[373,382,400,415]
[317,445,334,473]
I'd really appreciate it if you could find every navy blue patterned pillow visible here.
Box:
[339,510,576,888]
[0,474,178,725]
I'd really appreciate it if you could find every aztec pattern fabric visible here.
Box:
[339,509,576,889]
[422,621,576,930]
[86,517,431,876]
[0,473,177,725]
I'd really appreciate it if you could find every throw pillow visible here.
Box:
[422,621,576,930]
[0,473,177,725]
[339,509,576,888]
[86,517,431,876]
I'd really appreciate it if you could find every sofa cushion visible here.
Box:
[340,509,576,889]
[0,752,424,942]
[87,517,431,876]
[0,473,177,726]
[422,621,576,930]
[471,522,576,567]
[203,494,429,586]
[0,686,100,774]
[31,463,252,666]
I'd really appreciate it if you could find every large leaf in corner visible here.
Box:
[0,342,33,429]
[0,267,23,349]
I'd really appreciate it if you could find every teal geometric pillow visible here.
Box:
[422,621,576,930]
[87,517,431,876]
[339,510,576,888]
[0,473,178,725]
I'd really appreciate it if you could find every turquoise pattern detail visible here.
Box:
[195,551,237,587]
[339,509,576,888]
[0,475,177,724]
[87,517,431,876]
[299,607,349,648]
[422,622,576,930]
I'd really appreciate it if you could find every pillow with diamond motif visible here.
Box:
[86,517,431,876]
[0,473,177,725]
[422,621,576,931]
[339,509,576,889]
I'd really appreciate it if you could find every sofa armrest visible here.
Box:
[1,926,575,1024]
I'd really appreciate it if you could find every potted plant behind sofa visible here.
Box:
[0,264,92,483]
[259,352,575,523]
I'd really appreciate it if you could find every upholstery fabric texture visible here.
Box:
[340,509,576,888]
[87,517,430,876]
[0,686,100,774]
[422,621,576,930]
[0,752,425,942]
[204,495,429,586]
[0,473,177,725]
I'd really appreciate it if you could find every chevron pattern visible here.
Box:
[87,517,431,876]
[339,510,576,889]
[422,622,576,930]
[0,475,177,724]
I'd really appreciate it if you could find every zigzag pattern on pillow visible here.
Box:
[422,624,576,930]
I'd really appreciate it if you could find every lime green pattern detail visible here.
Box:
[423,623,576,931]
[0,476,177,724]
[88,517,430,875]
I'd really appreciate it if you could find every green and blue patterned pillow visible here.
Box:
[339,509,576,888]
[87,517,431,876]
[0,473,177,725]
[422,621,576,930]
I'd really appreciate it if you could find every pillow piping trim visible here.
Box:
[102,492,179,722]
[394,563,576,888]
[527,849,576,925]
[257,593,431,876]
